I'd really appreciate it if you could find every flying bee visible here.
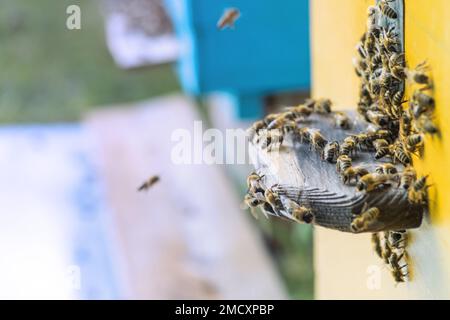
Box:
[373,139,391,159]
[379,0,398,19]
[366,110,389,127]
[371,233,383,258]
[217,7,240,29]
[334,112,351,129]
[322,141,340,163]
[342,166,369,185]
[351,204,380,233]
[400,166,417,190]
[392,141,411,166]
[356,173,396,192]
[407,61,432,88]
[311,131,328,151]
[408,175,429,205]
[375,163,398,175]
[137,175,160,191]
[416,114,439,136]
[405,133,424,153]
[412,91,435,118]
[314,98,332,114]
[336,154,352,173]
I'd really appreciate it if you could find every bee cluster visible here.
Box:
[244,0,435,284]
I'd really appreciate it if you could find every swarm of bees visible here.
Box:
[244,0,436,284]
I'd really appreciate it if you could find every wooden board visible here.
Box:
[85,95,287,299]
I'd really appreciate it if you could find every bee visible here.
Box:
[246,171,265,195]
[311,131,328,151]
[379,1,398,19]
[342,166,369,185]
[340,136,358,156]
[380,25,400,53]
[288,104,313,119]
[356,41,368,59]
[297,127,314,144]
[137,175,160,191]
[373,139,391,159]
[314,98,332,114]
[400,166,417,190]
[407,61,432,88]
[286,201,315,224]
[264,187,285,215]
[412,91,435,118]
[393,143,411,166]
[241,193,266,219]
[353,57,368,77]
[356,173,396,192]
[400,111,413,139]
[260,130,284,151]
[405,133,424,153]
[334,112,351,129]
[351,204,380,233]
[322,141,340,163]
[408,175,429,205]
[217,8,240,30]
[247,120,266,141]
[371,233,383,258]
[267,113,296,132]
[417,114,440,136]
[366,110,389,127]
[375,163,398,175]
[388,252,408,283]
[336,155,352,173]
[387,230,408,249]
[382,233,393,264]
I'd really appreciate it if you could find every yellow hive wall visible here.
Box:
[312,0,450,299]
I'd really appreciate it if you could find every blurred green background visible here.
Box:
[0,0,179,123]
[0,0,313,299]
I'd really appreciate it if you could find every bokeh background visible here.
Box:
[0,0,313,299]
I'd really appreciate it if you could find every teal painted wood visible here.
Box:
[165,0,310,119]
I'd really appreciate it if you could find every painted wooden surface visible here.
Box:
[85,95,287,299]
[313,0,450,299]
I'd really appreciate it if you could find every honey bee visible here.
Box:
[375,163,398,175]
[400,166,417,190]
[242,193,266,219]
[390,90,406,118]
[137,175,160,191]
[392,141,411,166]
[356,173,396,192]
[412,91,435,118]
[286,200,315,224]
[314,98,332,114]
[407,61,432,88]
[287,104,313,119]
[264,187,285,215]
[388,252,408,283]
[380,25,400,53]
[379,1,398,19]
[366,110,389,127]
[400,110,413,139]
[336,155,352,173]
[417,114,439,136]
[297,127,314,144]
[334,112,351,129]
[322,141,340,163]
[351,204,380,233]
[340,136,358,156]
[311,131,328,151]
[267,113,296,132]
[342,166,369,185]
[373,138,391,159]
[260,130,284,151]
[408,175,429,204]
[371,233,383,258]
[217,8,240,30]
[247,120,266,141]
[246,171,265,194]
[405,133,424,153]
